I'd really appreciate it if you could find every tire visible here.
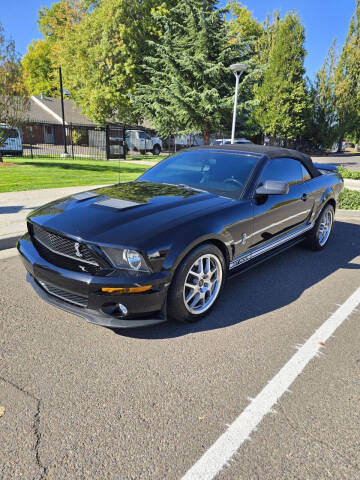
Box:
[152,144,161,155]
[304,204,335,250]
[140,149,146,155]
[167,243,226,323]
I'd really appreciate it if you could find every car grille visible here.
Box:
[32,224,99,266]
[38,280,88,308]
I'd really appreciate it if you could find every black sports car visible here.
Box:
[18,145,344,328]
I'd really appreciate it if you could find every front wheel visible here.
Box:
[152,144,161,155]
[167,244,226,323]
[304,204,334,250]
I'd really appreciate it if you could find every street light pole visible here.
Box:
[58,66,68,156]
[230,63,248,145]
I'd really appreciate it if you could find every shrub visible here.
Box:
[338,188,360,210]
[71,129,83,145]
[337,166,360,180]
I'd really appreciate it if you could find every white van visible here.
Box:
[0,124,23,156]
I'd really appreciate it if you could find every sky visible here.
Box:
[0,0,357,79]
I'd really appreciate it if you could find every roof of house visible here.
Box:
[28,95,96,126]
[25,95,154,131]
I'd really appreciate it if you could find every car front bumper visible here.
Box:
[18,234,170,328]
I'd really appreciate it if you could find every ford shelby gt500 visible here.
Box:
[18,145,344,328]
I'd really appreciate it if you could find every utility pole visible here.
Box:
[58,67,69,157]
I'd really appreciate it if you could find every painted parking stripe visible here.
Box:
[181,286,360,480]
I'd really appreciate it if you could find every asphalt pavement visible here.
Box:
[0,210,359,479]
[312,153,360,172]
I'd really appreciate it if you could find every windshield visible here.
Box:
[137,150,259,198]
[0,128,19,139]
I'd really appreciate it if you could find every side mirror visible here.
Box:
[255,180,289,195]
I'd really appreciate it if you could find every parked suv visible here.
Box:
[0,124,23,156]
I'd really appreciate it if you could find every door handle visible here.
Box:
[301,193,308,201]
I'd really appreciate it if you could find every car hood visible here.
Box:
[27,181,230,249]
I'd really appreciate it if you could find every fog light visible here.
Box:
[117,304,128,317]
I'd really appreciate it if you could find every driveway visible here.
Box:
[0,210,359,479]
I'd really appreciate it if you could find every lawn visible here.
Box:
[0,156,156,193]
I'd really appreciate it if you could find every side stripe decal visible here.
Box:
[229,223,314,270]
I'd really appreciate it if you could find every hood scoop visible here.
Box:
[94,198,143,210]
[72,191,99,201]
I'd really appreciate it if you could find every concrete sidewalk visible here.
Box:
[343,178,360,191]
[0,184,108,243]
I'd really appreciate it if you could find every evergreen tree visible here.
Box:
[134,0,248,143]
[253,12,308,144]
[335,0,360,148]
[307,41,338,150]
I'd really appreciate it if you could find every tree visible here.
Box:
[227,1,264,138]
[253,12,308,144]
[134,0,252,143]
[307,41,338,150]
[21,0,88,97]
[0,23,29,161]
[59,0,174,125]
[22,40,59,96]
[335,0,360,149]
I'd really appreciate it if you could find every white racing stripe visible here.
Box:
[181,286,360,480]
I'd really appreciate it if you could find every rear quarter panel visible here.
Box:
[307,172,343,222]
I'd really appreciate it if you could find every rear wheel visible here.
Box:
[304,204,334,250]
[167,244,225,323]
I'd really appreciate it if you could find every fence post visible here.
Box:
[70,122,74,159]
[105,125,110,160]
[122,125,126,161]
[30,127,33,159]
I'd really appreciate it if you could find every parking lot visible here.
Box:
[0,210,359,479]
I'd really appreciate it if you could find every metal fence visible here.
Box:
[18,120,165,160]
[20,121,130,160]
[7,119,293,160]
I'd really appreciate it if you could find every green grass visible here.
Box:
[0,156,153,193]
[338,188,360,210]
[337,166,360,180]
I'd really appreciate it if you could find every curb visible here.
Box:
[336,209,360,219]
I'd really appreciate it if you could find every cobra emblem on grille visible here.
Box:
[74,242,83,258]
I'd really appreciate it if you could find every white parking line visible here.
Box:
[181,287,360,480]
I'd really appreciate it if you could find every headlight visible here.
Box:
[102,247,150,272]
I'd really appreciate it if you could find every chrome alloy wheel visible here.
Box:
[183,254,222,315]
[317,209,333,246]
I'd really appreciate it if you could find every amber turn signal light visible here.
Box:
[101,286,152,294]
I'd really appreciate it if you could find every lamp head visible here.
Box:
[230,63,248,73]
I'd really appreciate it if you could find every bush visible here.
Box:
[71,129,83,145]
[338,188,360,210]
[337,166,360,180]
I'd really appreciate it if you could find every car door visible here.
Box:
[250,157,313,249]
[137,131,147,151]
[143,132,153,151]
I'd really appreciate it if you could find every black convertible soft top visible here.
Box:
[194,144,321,178]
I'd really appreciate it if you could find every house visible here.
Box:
[21,96,155,150]
[22,95,97,146]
